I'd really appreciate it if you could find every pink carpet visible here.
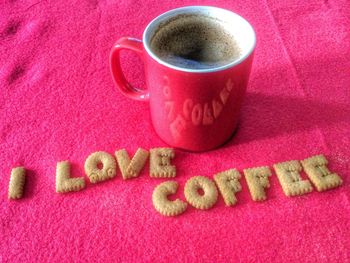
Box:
[1,0,350,262]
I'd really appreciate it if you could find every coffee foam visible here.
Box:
[150,14,241,69]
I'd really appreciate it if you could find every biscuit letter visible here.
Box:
[274,160,313,196]
[56,161,86,193]
[243,166,271,201]
[214,169,241,206]
[150,148,176,178]
[184,176,218,209]
[152,181,187,216]
[301,154,343,191]
[84,151,117,183]
[8,167,26,200]
[115,148,149,180]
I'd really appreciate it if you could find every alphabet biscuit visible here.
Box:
[273,160,313,196]
[56,161,85,193]
[84,151,117,183]
[152,181,187,216]
[8,167,26,200]
[184,176,218,209]
[243,166,271,201]
[115,148,149,180]
[214,169,241,206]
[301,154,342,191]
[150,148,176,178]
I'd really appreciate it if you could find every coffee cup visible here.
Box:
[110,6,256,151]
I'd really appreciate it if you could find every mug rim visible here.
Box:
[143,6,256,73]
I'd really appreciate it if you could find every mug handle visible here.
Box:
[109,37,149,101]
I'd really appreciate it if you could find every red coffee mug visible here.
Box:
[110,6,256,151]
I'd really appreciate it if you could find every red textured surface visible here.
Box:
[1,0,350,262]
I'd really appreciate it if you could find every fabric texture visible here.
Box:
[1,0,349,262]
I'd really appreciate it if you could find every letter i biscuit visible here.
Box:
[8,167,26,200]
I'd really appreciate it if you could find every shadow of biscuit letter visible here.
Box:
[56,161,86,193]
[8,167,26,200]
[150,148,176,178]
[214,169,242,206]
[84,151,117,183]
[115,148,149,180]
[274,160,313,197]
[152,181,187,216]
[184,176,218,210]
[301,154,343,191]
[243,166,271,201]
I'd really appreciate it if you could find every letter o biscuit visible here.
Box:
[84,151,117,183]
[184,176,218,210]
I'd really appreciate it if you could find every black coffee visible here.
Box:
[150,14,241,69]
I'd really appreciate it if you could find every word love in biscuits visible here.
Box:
[7,148,176,199]
[7,150,343,218]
